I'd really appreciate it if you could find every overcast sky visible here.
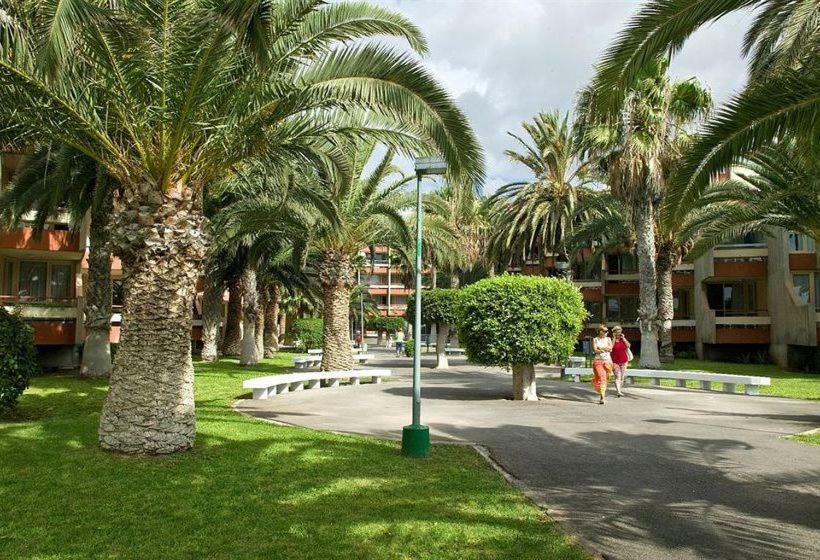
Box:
[375,0,753,192]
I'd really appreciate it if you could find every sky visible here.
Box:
[374,0,754,192]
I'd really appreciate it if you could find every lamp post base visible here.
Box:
[401,424,430,458]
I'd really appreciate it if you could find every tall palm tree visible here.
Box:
[0,144,116,377]
[578,57,711,367]
[0,0,483,454]
[487,112,592,276]
[586,0,819,219]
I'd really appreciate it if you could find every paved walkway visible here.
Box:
[235,350,820,560]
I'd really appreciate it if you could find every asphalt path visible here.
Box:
[235,350,820,560]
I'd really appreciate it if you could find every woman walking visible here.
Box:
[592,325,613,404]
[610,325,631,398]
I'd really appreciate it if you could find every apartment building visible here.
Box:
[514,230,819,368]
[359,246,412,318]
[1,152,205,368]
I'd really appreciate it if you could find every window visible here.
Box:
[50,264,72,300]
[606,296,638,323]
[720,231,766,246]
[572,259,601,281]
[584,300,602,323]
[18,262,46,299]
[706,282,760,316]
[788,232,815,252]
[673,289,692,319]
[112,280,124,308]
[793,274,810,305]
[816,275,820,312]
[607,253,637,275]
[1,261,13,296]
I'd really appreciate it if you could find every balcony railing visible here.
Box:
[0,295,76,306]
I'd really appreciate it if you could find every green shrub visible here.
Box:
[0,307,39,413]
[405,338,414,358]
[406,289,462,326]
[458,275,585,399]
[367,316,405,334]
[290,318,323,351]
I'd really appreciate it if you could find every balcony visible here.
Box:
[0,227,80,252]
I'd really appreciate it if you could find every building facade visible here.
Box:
[359,246,412,318]
[514,231,819,368]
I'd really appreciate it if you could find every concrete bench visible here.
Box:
[562,367,770,396]
[243,369,392,400]
[294,353,374,369]
[444,347,466,355]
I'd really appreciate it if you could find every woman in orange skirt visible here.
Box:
[592,325,613,405]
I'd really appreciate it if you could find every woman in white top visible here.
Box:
[591,325,613,404]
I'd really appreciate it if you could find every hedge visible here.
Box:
[0,307,39,414]
[290,318,323,351]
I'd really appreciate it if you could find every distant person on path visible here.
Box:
[610,325,631,398]
[395,330,405,356]
[592,325,613,405]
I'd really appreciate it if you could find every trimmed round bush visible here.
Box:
[408,289,463,368]
[0,307,39,413]
[290,318,323,351]
[458,275,585,400]
[367,316,405,334]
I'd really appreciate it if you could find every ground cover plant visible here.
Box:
[0,355,588,560]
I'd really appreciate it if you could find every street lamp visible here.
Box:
[401,156,447,459]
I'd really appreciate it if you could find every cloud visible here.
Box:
[375,0,752,192]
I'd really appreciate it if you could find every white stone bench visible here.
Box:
[243,369,392,400]
[444,347,466,355]
[294,353,374,369]
[307,349,323,355]
[562,367,770,396]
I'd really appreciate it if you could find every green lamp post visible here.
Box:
[401,155,447,459]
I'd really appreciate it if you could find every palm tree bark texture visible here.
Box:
[200,273,224,362]
[99,184,207,454]
[656,244,677,363]
[255,293,265,358]
[263,284,281,357]
[319,251,355,371]
[239,267,259,366]
[632,201,661,368]
[80,187,114,378]
[221,277,243,356]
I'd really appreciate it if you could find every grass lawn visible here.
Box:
[0,354,588,560]
[568,356,818,400]
[787,431,820,446]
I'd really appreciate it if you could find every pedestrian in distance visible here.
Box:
[610,325,632,397]
[592,324,613,404]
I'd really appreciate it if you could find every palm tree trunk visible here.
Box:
[99,184,207,454]
[633,202,661,368]
[239,267,259,366]
[278,312,286,344]
[431,266,437,289]
[200,270,223,362]
[656,247,676,363]
[80,186,114,378]
[221,277,242,356]
[255,294,265,358]
[319,250,354,371]
[434,323,450,369]
[263,284,280,357]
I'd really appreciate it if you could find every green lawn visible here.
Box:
[787,431,820,446]
[0,354,587,560]
[568,355,818,400]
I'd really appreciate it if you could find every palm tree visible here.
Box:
[0,144,116,377]
[586,0,819,219]
[0,1,483,454]
[486,112,592,276]
[578,57,711,368]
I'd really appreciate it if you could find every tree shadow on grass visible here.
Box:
[0,375,588,560]
[433,422,820,560]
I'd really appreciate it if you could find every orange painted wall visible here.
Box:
[671,273,694,288]
[32,321,76,345]
[713,260,767,278]
[582,288,603,302]
[715,326,770,344]
[672,327,696,342]
[789,253,816,271]
[605,282,639,295]
[0,228,80,252]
